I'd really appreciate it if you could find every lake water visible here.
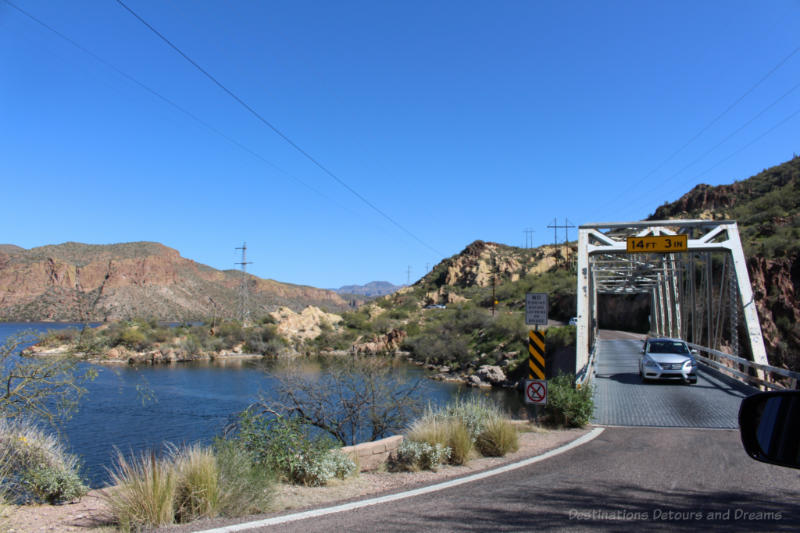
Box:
[0,322,523,487]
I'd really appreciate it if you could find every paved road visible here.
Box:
[592,336,754,428]
[195,427,800,532]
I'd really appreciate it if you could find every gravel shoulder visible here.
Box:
[4,426,589,533]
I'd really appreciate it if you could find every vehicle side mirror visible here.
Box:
[691,349,699,355]
[739,391,800,469]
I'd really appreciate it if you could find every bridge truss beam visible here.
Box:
[576,220,768,382]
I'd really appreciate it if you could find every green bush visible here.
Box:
[544,373,594,427]
[291,449,357,487]
[0,418,87,504]
[439,395,503,440]
[214,440,274,517]
[117,327,148,350]
[230,411,354,486]
[475,418,519,457]
[391,440,451,472]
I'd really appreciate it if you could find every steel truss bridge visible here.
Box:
[574,220,799,394]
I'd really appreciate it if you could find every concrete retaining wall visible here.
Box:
[341,435,404,471]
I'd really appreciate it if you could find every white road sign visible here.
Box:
[525,292,548,325]
[524,379,547,405]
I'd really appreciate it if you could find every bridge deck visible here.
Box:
[591,336,755,428]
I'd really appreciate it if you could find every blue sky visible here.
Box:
[2,1,799,288]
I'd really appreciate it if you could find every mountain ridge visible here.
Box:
[0,242,348,322]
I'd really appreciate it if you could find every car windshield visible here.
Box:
[648,341,690,355]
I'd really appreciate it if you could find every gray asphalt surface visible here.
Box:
[190,427,800,532]
[592,338,754,428]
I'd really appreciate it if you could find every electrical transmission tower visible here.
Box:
[235,242,253,325]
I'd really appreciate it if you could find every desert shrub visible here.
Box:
[406,417,472,466]
[230,411,354,486]
[41,328,79,345]
[404,327,471,365]
[291,449,357,487]
[180,335,203,356]
[391,440,450,472]
[214,440,274,517]
[174,444,221,523]
[544,373,594,428]
[117,327,148,351]
[439,395,503,440]
[0,419,87,504]
[104,449,177,531]
[475,418,519,457]
[0,446,9,528]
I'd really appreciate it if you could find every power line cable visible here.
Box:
[606,43,800,211]
[620,78,800,212]
[115,0,444,257]
[5,0,435,259]
[3,0,372,222]
[616,105,800,220]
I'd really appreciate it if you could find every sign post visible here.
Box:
[524,293,549,419]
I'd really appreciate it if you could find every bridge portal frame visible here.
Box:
[575,220,767,383]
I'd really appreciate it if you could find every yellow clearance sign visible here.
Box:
[626,235,688,253]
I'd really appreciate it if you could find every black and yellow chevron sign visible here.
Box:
[528,330,546,380]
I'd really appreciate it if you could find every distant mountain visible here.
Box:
[334,281,403,298]
[0,242,348,322]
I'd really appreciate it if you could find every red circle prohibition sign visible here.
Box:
[526,381,545,403]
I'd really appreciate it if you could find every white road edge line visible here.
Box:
[197,427,605,533]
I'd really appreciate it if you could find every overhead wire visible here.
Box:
[114,0,444,258]
[604,43,800,213]
[615,104,800,221]
[2,0,354,215]
[617,78,800,217]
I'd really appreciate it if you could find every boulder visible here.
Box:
[476,365,506,385]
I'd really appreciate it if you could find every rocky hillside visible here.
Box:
[0,242,348,322]
[651,156,800,371]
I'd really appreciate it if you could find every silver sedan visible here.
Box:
[639,338,698,384]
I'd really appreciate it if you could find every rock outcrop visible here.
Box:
[353,328,408,354]
[270,306,343,342]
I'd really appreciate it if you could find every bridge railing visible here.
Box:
[688,343,800,390]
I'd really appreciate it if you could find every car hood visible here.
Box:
[646,353,692,364]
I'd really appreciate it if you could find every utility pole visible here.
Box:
[407,265,412,286]
[235,242,253,325]
[491,254,497,316]
[547,218,575,264]
[523,228,535,248]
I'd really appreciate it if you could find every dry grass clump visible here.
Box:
[103,443,275,532]
[407,418,473,465]
[103,449,177,532]
[174,444,221,523]
[405,397,519,466]
[475,418,519,457]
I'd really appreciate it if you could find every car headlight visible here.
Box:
[683,359,696,369]
[644,358,660,368]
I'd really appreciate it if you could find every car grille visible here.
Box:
[662,363,683,370]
